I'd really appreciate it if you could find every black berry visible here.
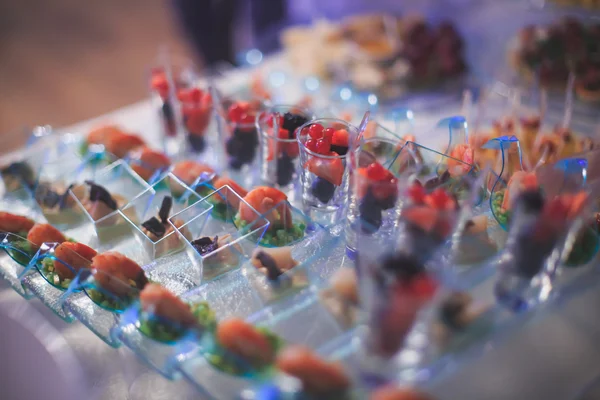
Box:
[276,154,295,186]
[187,134,206,152]
[380,252,425,282]
[310,177,336,203]
[282,112,308,136]
[359,193,383,233]
[330,144,348,156]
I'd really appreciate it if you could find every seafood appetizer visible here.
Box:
[138,284,216,343]
[207,318,283,376]
[276,346,350,397]
[87,251,149,311]
[250,247,299,281]
[27,223,67,251]
[199,176,248,221]
[82,125,146,159]
[40,242,97,290]
[237,186,305,246]
[249,246,306,300]
[0,211,35,237]
[320,267,360,328]
[0,213,38,265]
[128,147,171,182]
[171,160,216,196]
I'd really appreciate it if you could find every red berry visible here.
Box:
[239,113,255,125]
[306,139,318,153]
[267,114,284,128]
[228,104,244,122]
[323,127,335,142]
[426,188,452,209]
[366,162,388,181]
[190,88,202,103]
[408,274,438,299]
[308,124,324,139]
[316,139,331,154]
[331,129,349,146]
[407,183,426,204]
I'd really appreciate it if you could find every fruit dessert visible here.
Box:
[354,162,399,234]
[495,189,588,310]
[171,160,216,196]
[365,251,438,357]
[511,18,600,102]
[189,234,242,277]
[275,346,350,397]
[128,147,171,182]
[237,187,305,246]
[398,183,459,262]
[40,242,96,290]
[207,318,283,376]
[87,251,149,312]
[222,100,263,171]
[150,68,178,138]
[83,125,146,159]
[454,215,498,265]
[140,196,190,254]
[0,161,37,192]
[320,267,359,329]
[138,284,216,343]
[300,122,351,205]
[177,87,213,152]
[369,385,434,400]
[491,171,538,227]
[258,108,310,187]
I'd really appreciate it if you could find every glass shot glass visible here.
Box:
[214,93,266,188]
[19,242,94,322]
[345,137,404,256]
[256,105,313,192]
[149,56,198,157]
[118,173,202,264]
[169,185,270,281]
[68,160,150,245]
[297,118,358,228]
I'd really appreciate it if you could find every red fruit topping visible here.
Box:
[316,139,331,154]
[304,157,344,186]
[151,70,169,98]
[331,129,349,147]
[424,188,455,210]
[284,142,300,158]
[308,124,325,139]
[407,274,438,299]
[323,128,335,142]
[240,113,255,125]
[267,114,284,128]
[407,183,426,204]
[306,139,319,153]
[366,162,388,181]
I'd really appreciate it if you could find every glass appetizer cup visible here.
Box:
[345,137,404,256]
[493,159,591,312]
[256,105,313,192]
[68,160,150,245]
[119,173,202,263]
[297,118,358,228]
[169,185,270,281]
[19,241,95,321]
[149,56,199,157]
[0,143,57,197]
[114,287,216,379]
[0,233,36,298]
[214,92,266,188]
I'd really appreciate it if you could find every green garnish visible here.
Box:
[235,215,306,247]
[40,258,72,290]
[7,240,34,266]
[87,288,137,312]
[491,190,509,227]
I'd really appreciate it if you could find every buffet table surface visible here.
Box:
[1,56,600,400]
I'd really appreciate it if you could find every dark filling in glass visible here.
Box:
[255,251,282,281]
[86,181,117,210]
[142,196,173,238]
[192,236,219,255]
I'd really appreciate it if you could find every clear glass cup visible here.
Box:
[214,93,266,188]
[256,105,313,193]
[297,118,358,228]
[118,173,203,264]
[345,137,404,256]
[149,56,199,157]
[68,160,150,245]
[168,185,270,281]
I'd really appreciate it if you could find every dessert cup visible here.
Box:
[256,105,313,193]
[297,118,358,228]
[168,185,270,281]
[119,173,202,263]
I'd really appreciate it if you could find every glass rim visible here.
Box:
[296,118,359,160]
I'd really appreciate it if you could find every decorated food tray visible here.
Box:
[1,47,600,400]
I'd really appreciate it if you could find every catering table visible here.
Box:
[1,49,600,399]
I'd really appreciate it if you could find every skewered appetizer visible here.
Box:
[207,318,283,376]
[237,186,305,246]
[138,284,216,343]
[87,251,149,311]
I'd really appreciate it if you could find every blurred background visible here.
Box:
[0,0,193,152]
